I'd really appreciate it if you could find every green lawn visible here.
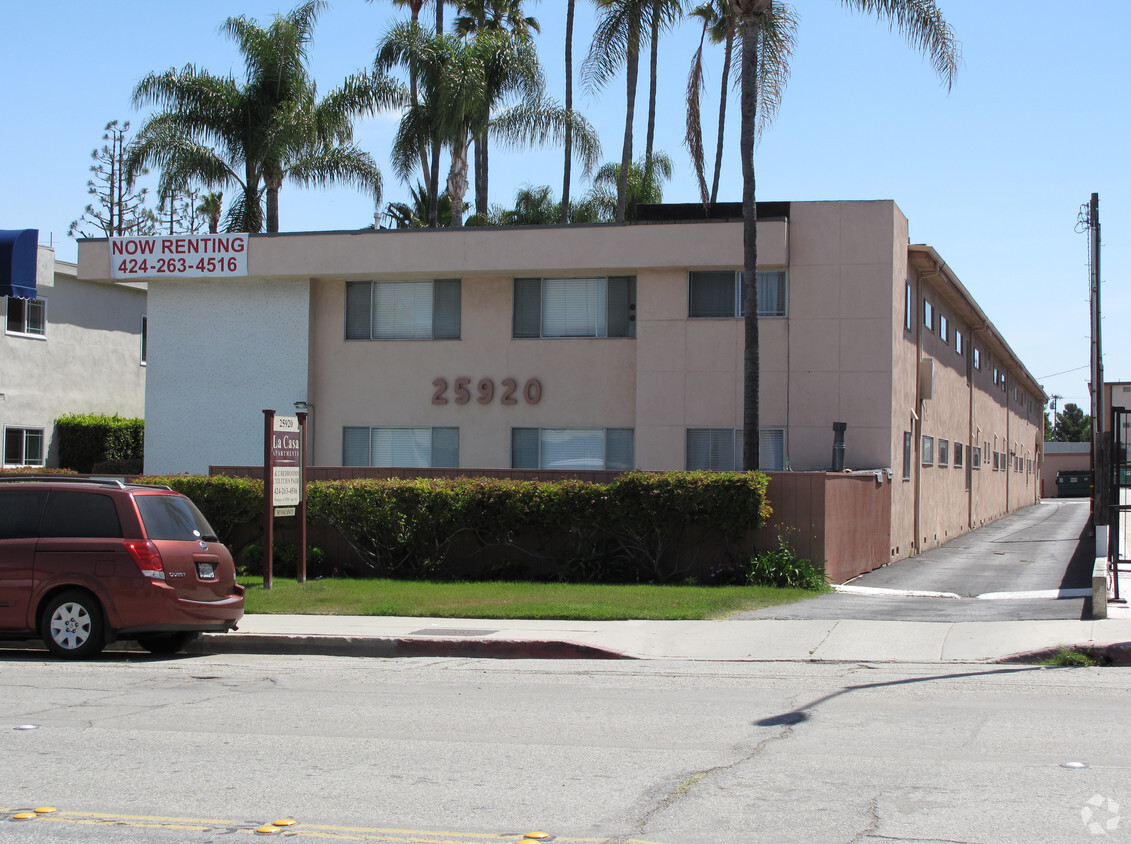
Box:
[239,577,823,620]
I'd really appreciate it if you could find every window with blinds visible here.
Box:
[342,426,459,468]
[513,277,635,338]
[511,427,634,470]
[685,428,785,471]
[345,280,460,340]
[688,270,787,318]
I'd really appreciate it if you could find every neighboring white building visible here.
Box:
[1,230,147,468]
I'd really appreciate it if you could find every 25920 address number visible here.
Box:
[432,377,542,406]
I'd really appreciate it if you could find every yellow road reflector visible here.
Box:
[524,833,552,840]
[273,819,297,827]
[34,807,58,814]
[12,812,36,821]
[255,824,281,834]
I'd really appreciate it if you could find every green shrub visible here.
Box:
[746,535,828,590]
[55,413,144,472]
[307,471,770,583]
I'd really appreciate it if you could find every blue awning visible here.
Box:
[0,229,38,299]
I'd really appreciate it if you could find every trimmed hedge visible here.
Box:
[306,471,770,583]
[56,414,144,473]
[134,471,771,584]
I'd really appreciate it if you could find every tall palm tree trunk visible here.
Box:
[644,11,659,177]
[616,19,641,223]
[474,134,489,215]
[740,5,764,471]
[266,182,281,232]
[710,27,734,206]
[560,0,575,224]
[428,0,445,227]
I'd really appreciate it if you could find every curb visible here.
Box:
[196,634,633,661]
[994,641,1131,667]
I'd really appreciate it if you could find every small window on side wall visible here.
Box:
[923,299,934,333]
[922,435,935,465]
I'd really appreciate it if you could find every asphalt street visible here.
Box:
[738,498,1096,622]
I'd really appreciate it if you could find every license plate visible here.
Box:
[196,562,216,579]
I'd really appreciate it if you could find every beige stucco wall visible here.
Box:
[75,204,1047,567]
[1,246,146,466]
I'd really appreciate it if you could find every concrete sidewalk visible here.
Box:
[189,609,1131,664]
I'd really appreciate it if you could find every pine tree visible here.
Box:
[68,120,158,239]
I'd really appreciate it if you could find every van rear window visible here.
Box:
[135,494,219,542]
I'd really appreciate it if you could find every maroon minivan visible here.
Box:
[0,478,244,658]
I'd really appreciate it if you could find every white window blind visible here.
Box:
[512,428,634,470]
[342,426,458,468]
[374,281,433,339]
[346,280,460,340]
[686,428,784,471]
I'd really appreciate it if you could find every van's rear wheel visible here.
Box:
[137,632,201,655]
[42,591,105,659]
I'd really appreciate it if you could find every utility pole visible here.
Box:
[1081,194,1106,526]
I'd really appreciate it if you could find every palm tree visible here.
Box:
[584,151,673,221]
[196,191,224,233]
[560,0,576,224]
[583,0,646,223]
[731,0,959,470]
[685,0,793,209]
[643,0,685,178]
[379,22,599,228]
[129,0,399,233]
[453,0,541,216]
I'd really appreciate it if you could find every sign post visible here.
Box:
[262,410,305,589]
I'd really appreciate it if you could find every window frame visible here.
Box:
[903,431,913,480]
[511,427,635,471]
[922,299,934,333]
[345,279,461,341]
[341,425,459,469]
[922,435,935,466]
[687,269,788,319]
[939,314,949,344]
[3,426,46,468]
[938,438,949,467]
[514,276,636,339]
[954,441,964,468]
[5,296,46,338]
[684,427,786,472]
[904,283,913,332]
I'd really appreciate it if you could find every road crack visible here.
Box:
[603,720,801,844]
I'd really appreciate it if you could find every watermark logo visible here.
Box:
[1082,794,1121,835]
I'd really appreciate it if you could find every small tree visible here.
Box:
[1053,403,1092,442]
[68,120,158,239]
[156,186,207,234]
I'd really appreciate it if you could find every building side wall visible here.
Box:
[1,248,146,467]
[144,277,310,474]
[786,201,900,472]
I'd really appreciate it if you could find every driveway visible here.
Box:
[738,499,1095,622]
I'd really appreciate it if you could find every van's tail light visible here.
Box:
[125,540,165,579]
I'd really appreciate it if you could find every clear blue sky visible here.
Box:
[2,1,1127,414]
